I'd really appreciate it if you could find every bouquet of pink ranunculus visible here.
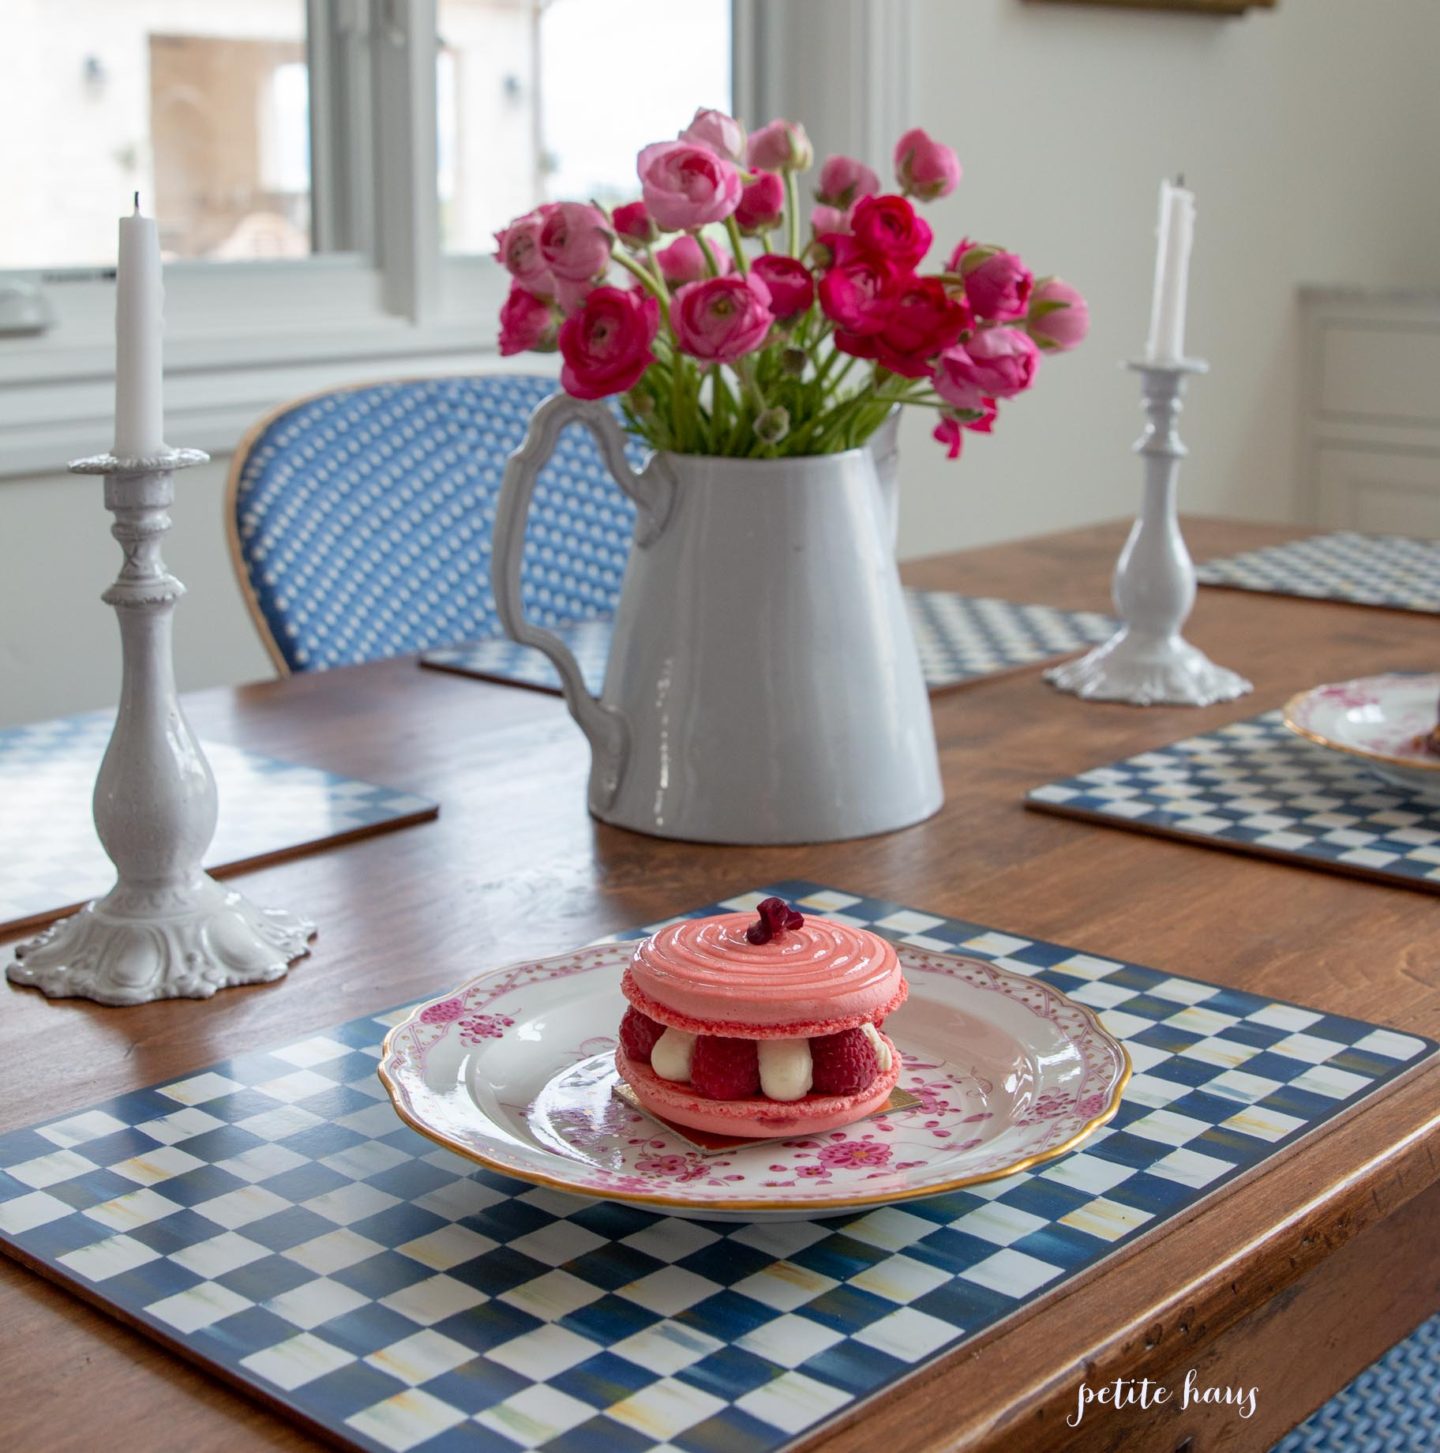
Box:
[494,110,1088,459]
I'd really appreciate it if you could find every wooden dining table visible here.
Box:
[2,515,1437,1453]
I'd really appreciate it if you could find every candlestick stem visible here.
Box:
[6,448,313,1005]
[1045,361,1252,707]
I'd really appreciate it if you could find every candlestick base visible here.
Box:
[6,875,314,1007]
[1045,628,1252,707]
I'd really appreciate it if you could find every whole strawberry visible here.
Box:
[691,1035,761,1099]
[809,1027,879,1096]
[619,1007,665,1064]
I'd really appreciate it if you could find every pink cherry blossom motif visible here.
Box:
[419,997,466,1024]
[457,1013,515,1044]
[817,1138,893,1169]
[635,1154,691,1176]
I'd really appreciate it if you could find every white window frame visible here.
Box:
[0,0,905,479]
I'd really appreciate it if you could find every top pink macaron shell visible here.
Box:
[623,912,907,1039]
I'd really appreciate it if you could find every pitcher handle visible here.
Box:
[490,393,673,812]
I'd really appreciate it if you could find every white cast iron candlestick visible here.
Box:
[1045,360,1252,707]
[6,447,314,1006]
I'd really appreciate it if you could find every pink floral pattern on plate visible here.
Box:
[1287,673,1440,787]
[378,940,1129,1214]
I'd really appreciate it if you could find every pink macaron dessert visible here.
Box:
[615,897,906,1139]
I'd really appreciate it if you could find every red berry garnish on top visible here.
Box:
[690,1036,761,1100]
[809,1027,879,1096]
[745,897,805,945]
[619,1007,665,1064]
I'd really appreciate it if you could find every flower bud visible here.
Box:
[755,406,791,444]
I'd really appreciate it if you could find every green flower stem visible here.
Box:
[612,248,669,324]
[723,216,749,275]
[643,247,671,302]
[697,233,724,277]
[784,171,800,258]
[759,233,773,254]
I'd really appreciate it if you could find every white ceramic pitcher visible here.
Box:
[491,394,942,844]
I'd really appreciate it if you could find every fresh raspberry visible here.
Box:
[690,1036,761,1100]
[619,1007,665,1063]
[746,897,805,945]
[809,1027,879,1096]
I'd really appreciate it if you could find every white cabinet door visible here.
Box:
[1316,445,1440,536]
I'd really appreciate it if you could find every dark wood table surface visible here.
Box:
[2,517,1437,1453]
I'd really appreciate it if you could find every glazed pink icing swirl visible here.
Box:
[629,913,901,1028]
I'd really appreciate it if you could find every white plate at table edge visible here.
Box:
[377,940,1130,1219]
[1284,673,1440,798]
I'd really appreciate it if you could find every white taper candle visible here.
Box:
[113,194,165,460]
[1144,177,1196,365]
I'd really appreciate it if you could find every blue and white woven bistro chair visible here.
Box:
[225,374,641,673]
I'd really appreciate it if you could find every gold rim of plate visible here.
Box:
[1283,679,1440,775]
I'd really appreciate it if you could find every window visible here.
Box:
[4,1,314,269]
[435,0,732,256]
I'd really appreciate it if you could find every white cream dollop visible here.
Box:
[650,1028,696,1083]
[757,1038,813,1101]
[860,1022,892,1072]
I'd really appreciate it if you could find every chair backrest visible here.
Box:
[226,374,641,673]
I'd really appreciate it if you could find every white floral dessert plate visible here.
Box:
[1285,673,1440,802]
[378,942,1129,1220]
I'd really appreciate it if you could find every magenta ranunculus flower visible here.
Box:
[816,155,880,210]
[933,399,996,460]
[672,274,774,363]
[538,202,613,282]
[680,107,747,164]
[656,234,730,287]
[554,275,602,315]
[494,211,553,291]
[935,327,1039,407]
[850,195,934,270]
[817,254,906,337]
[498,286,557,356]
[1027,277,1090,351]
[611,201,658,249]
[874,276,971,379]
[951,240,1033,323]
[735,171,785,235]
[894,127,962,201]
[751,255,815,319]
[558,286,660,400]
[748,118,813,173]
[638,141,743,231]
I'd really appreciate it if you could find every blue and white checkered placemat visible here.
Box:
[420,593,1117,697]
[0,713,437,935]
[1026,710,1440,894]
[0,882,1430,1453]
[1197,532,1440,614]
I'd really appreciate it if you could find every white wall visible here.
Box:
[4,0,1440,728]
[894,0,1440,559]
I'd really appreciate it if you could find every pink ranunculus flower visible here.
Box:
[558,286,660,400]
[1027,276,1090,351]
[933,398,996,460]
[538,202,613,282]
[637,140,743,231]
[894,127,962,201]
[655,234,730,288]
[950,240,1033,323]
[554,275,601,316]
[493,212,553,292]
[816,155,880,210]
[498,286,557,355]
[750,255,814,319]
[817,253,906,337]
[849,195,933,270]
[735,170,785,235]
[672,273,774,363]
[935,326,1039,407]
[811,204,853,241]
[748,118,813,173]
[611,201,658,249]
[680,107,747,164]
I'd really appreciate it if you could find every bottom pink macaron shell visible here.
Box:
[615,1035,902,1140]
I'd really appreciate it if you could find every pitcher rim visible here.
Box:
[640,441,885,473]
